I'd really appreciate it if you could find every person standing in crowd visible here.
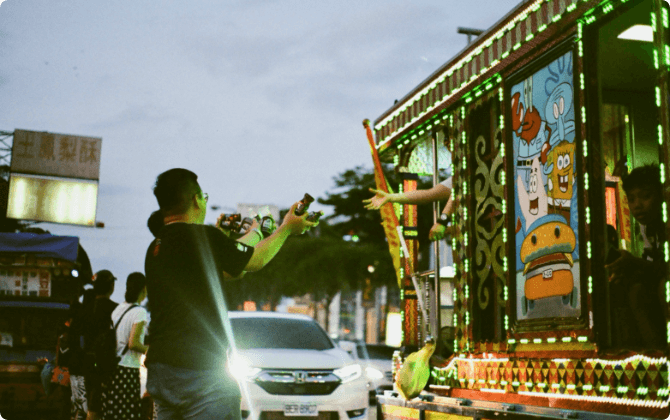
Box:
[607,164,667,349]
[85,270,118,420]
[102,272,149,420]
[65,291,89,420]
[145,168,317,419]
[364,177,456,240]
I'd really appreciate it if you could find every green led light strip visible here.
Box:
[377,0,644,152]
[374,0,583,146]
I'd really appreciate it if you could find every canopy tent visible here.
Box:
[0,233,79,262]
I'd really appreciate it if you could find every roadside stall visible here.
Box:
[0,232,88,417]
[367,0,670,418]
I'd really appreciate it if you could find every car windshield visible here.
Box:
[359,344,396,360]
[230,317,335,351]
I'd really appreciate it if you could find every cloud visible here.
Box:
[98,183,144,198]
[179,21,298,80]
[82,103,183,131]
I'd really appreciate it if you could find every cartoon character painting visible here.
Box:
[517,157,548,229]
[544,140,576,218]
[545,83,575,146]
[519,214,578,316]
[512,81,552,166]
[512,51,580,320]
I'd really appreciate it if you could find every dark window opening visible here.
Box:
[596,0,665,351]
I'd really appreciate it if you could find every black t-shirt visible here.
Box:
[144,223,254,370]
[92,297,118,338]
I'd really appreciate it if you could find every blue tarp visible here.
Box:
[0,233,79,262]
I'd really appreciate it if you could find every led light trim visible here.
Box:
[374,0,560,141]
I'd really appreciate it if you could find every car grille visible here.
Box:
[260,412,338,420]
[255,370,341,396]
[385,371,393,382]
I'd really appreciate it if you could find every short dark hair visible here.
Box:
[153,168,201,215]
[93,269,116,296]
[125,272,147,303]
[623,164,662,197]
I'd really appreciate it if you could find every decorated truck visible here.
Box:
[0,232,91,418]
[366,0,670,418]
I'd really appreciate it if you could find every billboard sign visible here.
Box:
[6,174,98,226]
[10,129,102,180]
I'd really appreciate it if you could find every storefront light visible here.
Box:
[617,24,653,42]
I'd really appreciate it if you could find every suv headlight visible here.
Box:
[228,359,261,382]
[365,367,384,380]
[334,364,362,383]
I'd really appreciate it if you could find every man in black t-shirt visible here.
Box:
[145,168,316,420]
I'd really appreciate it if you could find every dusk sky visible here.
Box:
[1,0,522,302]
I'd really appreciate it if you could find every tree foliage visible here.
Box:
[318,164,436,262]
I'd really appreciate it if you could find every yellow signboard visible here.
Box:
[6,174,98,226]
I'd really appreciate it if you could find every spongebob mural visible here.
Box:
[512,51,580,320]
[545,140,576,219]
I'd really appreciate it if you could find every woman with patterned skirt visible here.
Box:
[102,273,149,420]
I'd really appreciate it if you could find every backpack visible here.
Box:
[93,304,138,380]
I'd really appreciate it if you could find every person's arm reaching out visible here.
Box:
[363,184,451,210]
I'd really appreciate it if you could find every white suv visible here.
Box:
[227,311,369,420]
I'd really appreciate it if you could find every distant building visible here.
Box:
[236,203,280,222]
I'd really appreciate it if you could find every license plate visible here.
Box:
[543,269,553,279]
[284,403,318,417]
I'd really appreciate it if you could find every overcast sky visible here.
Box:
[0,0,521,303]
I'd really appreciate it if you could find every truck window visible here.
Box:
[595,0,665,350]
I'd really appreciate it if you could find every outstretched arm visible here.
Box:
[363,184,451,210]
